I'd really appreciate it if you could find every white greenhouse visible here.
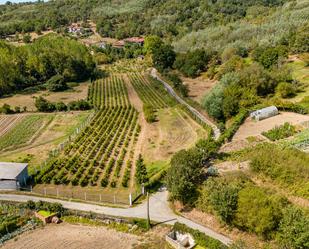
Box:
[250,106,279,121]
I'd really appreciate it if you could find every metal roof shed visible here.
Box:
[250,106,279,121]
[0,162,28,190]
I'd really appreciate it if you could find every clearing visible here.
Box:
[182,75,217,103]
[1,223,139,249]
[0,82,89,111]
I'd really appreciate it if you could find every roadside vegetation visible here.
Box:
[262,122,297,141]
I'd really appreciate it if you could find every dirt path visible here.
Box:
[1,223,139,249]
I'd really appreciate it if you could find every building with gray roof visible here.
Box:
[0,162,28,190]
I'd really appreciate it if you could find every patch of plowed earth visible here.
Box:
[1,223,140,249]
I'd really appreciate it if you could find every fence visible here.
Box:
[19,185,144,206]
[30,111,95,175]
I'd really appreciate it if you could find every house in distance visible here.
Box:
[0,162,29,190]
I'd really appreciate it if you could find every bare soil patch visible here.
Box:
[1,223,139,249]
[222,112,309,152]
[182,76,217,103]
[215,160,250,174]
[0,83,89,111]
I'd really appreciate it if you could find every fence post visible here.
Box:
[30,185,32,192]
[57,188,59,198]
[99,194,102,202]
[129,193,132,206]
[142,184,145,195]
[44,188,46,196]
[84,192,87,201]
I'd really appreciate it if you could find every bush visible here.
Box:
[0,103,14,114]
[262,122,296,141]
[68,99,92,110]
[34,96,56,112]
[143,104,156,123]
[46,74,68,92]
[234,185,288,239]
[276,82,296,98]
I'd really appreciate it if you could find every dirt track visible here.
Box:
[2,223,139,249]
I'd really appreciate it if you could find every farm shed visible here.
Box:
[0,162,28,190]
[250,106,279,121]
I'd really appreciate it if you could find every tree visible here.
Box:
[144,35,163,54]
[34,96,55,112]
[202,83,225,120]
[46,74,68,92]
[135,154,148,185]
[166,148,204,204]
[277,206,309,249]
[0,103,14,114]
[234,185,287,239]
[152,44,176,72]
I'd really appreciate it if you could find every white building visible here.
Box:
[0,162,28,190]
[250,106,279,121]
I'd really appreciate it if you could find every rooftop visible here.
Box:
[0,162,28,180]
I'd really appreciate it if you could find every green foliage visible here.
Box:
[174,49,211,78]
[0,103,14,114]
[0,34,95,97]
[234,185,288,239]
[262,122,296,141]
[143,35,163,54]
[143,104,156,123]
[276,82,296,98]
[277,206,309,249]
[35,96,56,112]
[46,74,68,92]
[252,45,288,69]
[163,72,188,97]
[173,222,228,249]
[249,143,309,198]
[135,154,148,185]
[152,44,176,72]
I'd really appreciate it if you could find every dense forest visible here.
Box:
[0,34,95,96]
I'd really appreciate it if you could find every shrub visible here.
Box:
[135,154,148,185]
[262,122,296,141]
[143,104,156,123]
[0,103,14,114]
[46,74,68,92]
[276,82,296,98]
[34,96,56,112]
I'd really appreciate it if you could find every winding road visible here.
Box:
[0,190,231,245]
[150,68,221,140]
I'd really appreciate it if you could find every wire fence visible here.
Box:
[19,185,144,206]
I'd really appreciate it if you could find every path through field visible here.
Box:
[0,191,232,245]
[1,223,139,249]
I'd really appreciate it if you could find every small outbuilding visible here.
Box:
[0,162,28,190]
[166,231,196,249]
[250,106,279,121]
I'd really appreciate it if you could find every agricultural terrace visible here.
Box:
[88,75,129,108]
[35,75,141,190]
[0,114,53,152]
[128,73,176,108]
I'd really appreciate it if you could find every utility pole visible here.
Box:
[147,191,151,230]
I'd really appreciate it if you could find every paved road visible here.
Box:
[150,68,221,140]
[0,191,231,245]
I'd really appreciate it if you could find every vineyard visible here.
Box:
[128,73,175,108]
[35,75,141,189]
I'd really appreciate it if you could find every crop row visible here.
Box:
[129,73,171,108]
[35,106,141,188]
[88,75,129,108]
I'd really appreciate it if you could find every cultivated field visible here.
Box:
[1,223,139,249]
[0,114,25,137]
[0,112,90,171]
[35,75,140,190]
[0,82,89,111]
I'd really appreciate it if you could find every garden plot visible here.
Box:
[0,114,25,137]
